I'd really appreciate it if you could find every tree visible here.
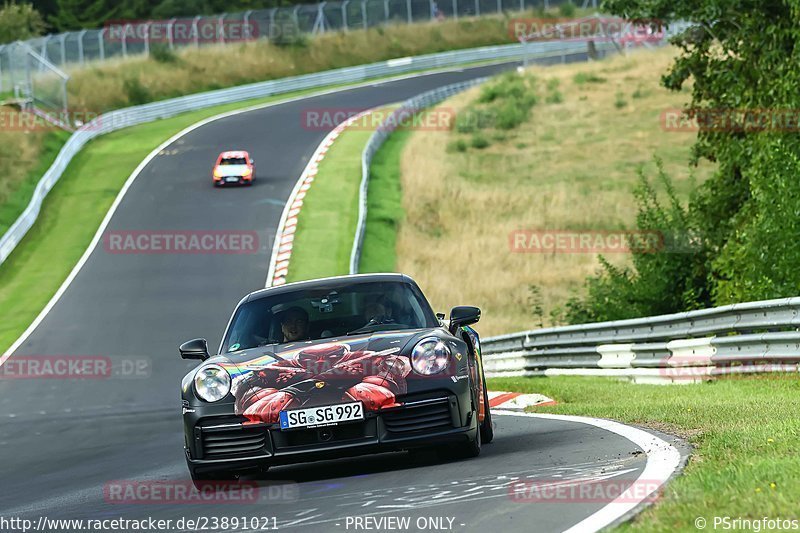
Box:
[0,1,46,43]
[565,0,800,316]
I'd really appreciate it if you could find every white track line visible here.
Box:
[494,409,683,532]
[0,64,504,364]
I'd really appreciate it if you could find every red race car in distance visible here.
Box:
[213,150,256,187]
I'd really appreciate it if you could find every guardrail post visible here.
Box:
[40,34,50,58]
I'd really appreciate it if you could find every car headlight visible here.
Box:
[411,337,450,375]
[213,168,222,178]
[242,168,252,176]
[194,364,231,402]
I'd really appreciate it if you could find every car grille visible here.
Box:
[200,425,267,459]
[382,398,453,434]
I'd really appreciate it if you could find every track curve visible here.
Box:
[0,62,666,532]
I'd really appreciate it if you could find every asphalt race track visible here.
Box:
[0,62,660,532]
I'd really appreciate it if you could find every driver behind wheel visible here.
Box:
[280,307,310,342]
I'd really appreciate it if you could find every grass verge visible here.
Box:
[359,129,411,274]
[285,113,391,283]
[0,88,388,354]
[487,375,800,531]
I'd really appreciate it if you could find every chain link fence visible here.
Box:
[0,0,596,77]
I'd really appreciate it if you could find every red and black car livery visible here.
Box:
[179,273,493,482]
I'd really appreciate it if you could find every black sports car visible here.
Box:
[179,273,493,482]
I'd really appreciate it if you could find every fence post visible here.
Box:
[59,33,67,65]
[452,0,458,19]
[383,0,389,22]
[269,9,276,39]
[0,44,4,94]
[496,0,501,14]
[361,0,368,29]
[475,0,480,15]
[192,16,200,47]
[143,22,152,55]
[342,0,350,30]
[218,13,227,44]
[243,10,253,41]
[98,29,105,61]
[292,6,300,30]
[167,18,176,49]
[407,0,412,22]
[77,29,87,65]
[122,24,130,57]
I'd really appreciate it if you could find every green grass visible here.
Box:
[0,130,71,235]
[286,124,377,283]
[488,375,800,531]
[0,86,384,354]
[359,129,411,274]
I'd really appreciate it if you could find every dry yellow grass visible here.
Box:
[396,47,715,335]
[0,106,53,215]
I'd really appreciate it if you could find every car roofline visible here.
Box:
[245,273,414,302]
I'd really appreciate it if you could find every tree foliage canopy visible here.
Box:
[567,0,800,322]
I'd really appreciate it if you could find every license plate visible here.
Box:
[225,176,239,182]
[279,402,364,430]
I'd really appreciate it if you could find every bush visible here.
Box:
[470,133,490,149]
[122,77,152,106]
[494,99,529,129]
[573,72,606,85]
[0,1,45,44]
[149,43,178,64]
[564,160,711,323]
[558,1,576,17]
[546,90,563,104]
[446,139,468,153]
[614,91,627,109]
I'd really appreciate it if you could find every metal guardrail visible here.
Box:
[0,40,597,267]
[481,297,800,382]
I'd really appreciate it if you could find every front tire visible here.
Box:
[453,414,481,459]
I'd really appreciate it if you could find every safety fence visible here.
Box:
[0,0,594,78]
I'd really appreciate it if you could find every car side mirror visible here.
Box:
[180,338,209,360]
[449,306,481,331]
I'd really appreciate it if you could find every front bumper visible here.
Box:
[184,391,475,475]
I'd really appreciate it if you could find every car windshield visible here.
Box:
[222,280,438,352]
[220,157,247,165]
